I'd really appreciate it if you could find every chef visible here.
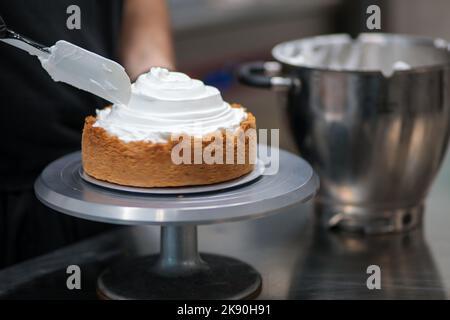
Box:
[0,0,175,268]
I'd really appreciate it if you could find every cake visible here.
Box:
[82,67,256,187]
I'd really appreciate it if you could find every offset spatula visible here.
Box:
[0,16,131,105]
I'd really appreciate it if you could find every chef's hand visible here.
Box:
[120,0,175,81]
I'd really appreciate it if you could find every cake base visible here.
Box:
[80,159,265,194]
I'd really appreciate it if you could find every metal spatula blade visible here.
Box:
[39,40,131,105]
[0,16,131,105]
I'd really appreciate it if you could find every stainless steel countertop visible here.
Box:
[1,149,450,299]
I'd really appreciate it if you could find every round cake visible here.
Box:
[82,68,257,187]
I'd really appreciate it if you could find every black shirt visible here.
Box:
[0,0,123,190]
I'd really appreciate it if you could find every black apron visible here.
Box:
[0,0,123,267]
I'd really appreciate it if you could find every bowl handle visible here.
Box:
[238,61,300,91]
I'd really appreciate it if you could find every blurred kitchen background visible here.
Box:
[167,0,450,153]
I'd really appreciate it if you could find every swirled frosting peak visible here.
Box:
[93,67,247,143]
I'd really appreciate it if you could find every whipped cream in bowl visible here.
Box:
[94,67,247,143]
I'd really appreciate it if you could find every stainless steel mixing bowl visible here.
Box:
[239,33,450,234]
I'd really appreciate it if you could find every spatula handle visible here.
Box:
[4,29,50,53]
[0,15,50,54]
[0,15,6,38]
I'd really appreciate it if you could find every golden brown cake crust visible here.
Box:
[81,104,257,187]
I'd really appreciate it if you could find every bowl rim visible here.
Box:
[271,33,450,76]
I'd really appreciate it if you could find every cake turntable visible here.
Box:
[34,147,319,300]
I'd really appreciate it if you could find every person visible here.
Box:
[0,0,175,268]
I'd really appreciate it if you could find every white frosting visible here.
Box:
[94,67,247,143]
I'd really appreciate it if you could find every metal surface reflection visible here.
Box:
[289,221,446,299]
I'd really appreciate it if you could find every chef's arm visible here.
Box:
[120,0,175,80]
